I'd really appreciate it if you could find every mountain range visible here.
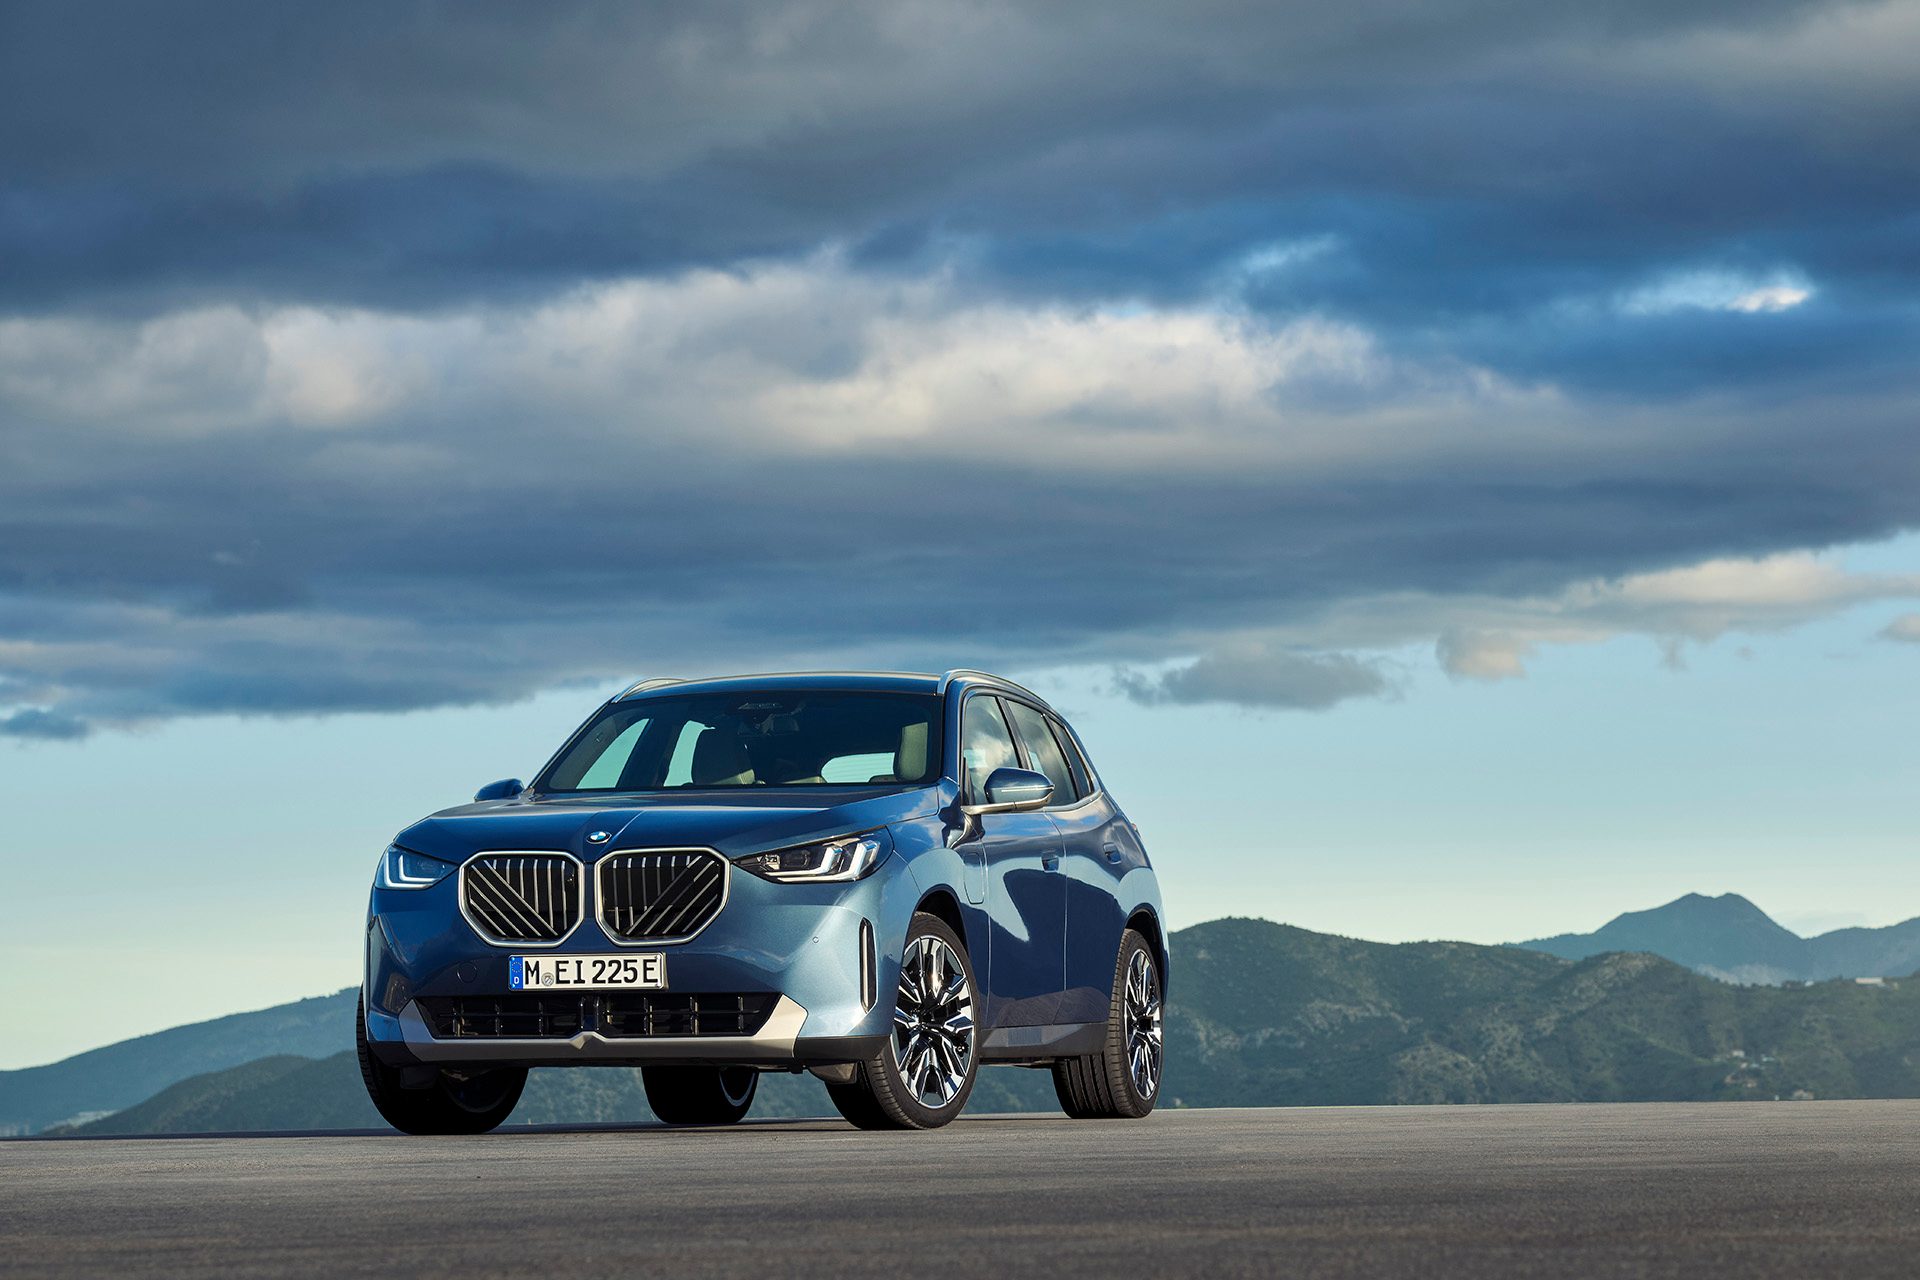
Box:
[12,905,1920,1136]
[1516,893,1920,985]
[0,990,353,1135]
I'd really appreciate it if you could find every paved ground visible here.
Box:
[3,1103,1916,1278]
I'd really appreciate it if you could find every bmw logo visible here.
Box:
[586,830,611,845]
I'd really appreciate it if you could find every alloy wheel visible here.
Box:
[891,934,976,1108]
[1123,950,1163,1099]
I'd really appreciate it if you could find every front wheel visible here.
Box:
[357,995,527,1135]
[641,1066,758,1125]
[827,912,979,1130]
[1052,929,1162,1119]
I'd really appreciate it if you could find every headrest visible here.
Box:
[691,728,755,786]
[894,721,929,782]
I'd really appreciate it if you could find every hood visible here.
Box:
[392,785,947,863]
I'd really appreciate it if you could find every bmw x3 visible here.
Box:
[358,669,1166,1131]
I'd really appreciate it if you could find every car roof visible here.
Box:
[614,668,1051,708]
[617,671,941,700]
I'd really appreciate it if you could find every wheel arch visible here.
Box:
[914,886,971,956]
[1124,906,1168,997]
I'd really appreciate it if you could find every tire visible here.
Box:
[1052,929,1162,1119]
[826,912,979,1130]
[356,994,527,1135]
[642,1066,759,1125]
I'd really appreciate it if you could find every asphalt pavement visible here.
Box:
[4,1101,1916,1278]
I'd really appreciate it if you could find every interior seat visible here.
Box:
[690,728,756,786]
[869,721,930,784]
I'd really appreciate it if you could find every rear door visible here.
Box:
[961,693,1067,1027]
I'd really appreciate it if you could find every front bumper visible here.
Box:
[363,852,912,1070]
[390,993,816,1065]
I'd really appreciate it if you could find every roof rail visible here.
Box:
[615,676,686,700]
[938,668,1049,705]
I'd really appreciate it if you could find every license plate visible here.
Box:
[509,954,666,990]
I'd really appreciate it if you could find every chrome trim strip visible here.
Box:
[858,918,876,1011]
[395,994,807,1062]
[938,668,1049,707]
[593,846,731,947]
[456,851,587,949]
[615,676,686,700]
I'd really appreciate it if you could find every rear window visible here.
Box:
[1005,699,1079,805]
[539,691,941,791]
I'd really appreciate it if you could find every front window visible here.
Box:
[539,691,941,792]
[959,695,1018,802]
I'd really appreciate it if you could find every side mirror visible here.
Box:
[473,778,524,802]
[963,766,1053,816]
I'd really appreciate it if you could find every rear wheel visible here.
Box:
[357,995,527,1135]
[1053,929,1162,1119]
[642,1065,759,1125]
[827,912,978,1130]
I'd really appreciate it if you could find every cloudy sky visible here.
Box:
[4,1,1919,1066]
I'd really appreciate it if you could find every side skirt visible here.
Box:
[979,1020,1106,1063]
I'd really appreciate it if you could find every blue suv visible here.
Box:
[358,670,1166,1131]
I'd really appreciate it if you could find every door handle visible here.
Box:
[1104,845,1122,864]
[1042,854,1061,871]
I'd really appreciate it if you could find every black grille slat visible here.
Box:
[462,854,580,944]
[598,851,727,942]
[418,993,776,1040]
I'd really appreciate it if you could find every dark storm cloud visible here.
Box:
[1,0,1918,732]
[3,0,1898,314]
[0,709,87,739]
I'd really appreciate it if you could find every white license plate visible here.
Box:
[509,954,666,990]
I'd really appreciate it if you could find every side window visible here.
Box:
[661,720,705,786]
[1050,716,1093,797]
[959,696,1018,802]
[574,717,650,790]
[1005,701,1078,806]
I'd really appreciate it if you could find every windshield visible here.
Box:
[538,691,942,792]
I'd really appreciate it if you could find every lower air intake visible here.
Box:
[416,993,778,1039]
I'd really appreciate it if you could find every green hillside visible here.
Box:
[1169,918,1920,1106]
[28,916,1920,1136]
[0,989,355,1135]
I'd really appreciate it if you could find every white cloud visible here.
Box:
[1179,550,1920,690]
[1436,631,1533,681]
[0,254,1545,469]
[1725,285,1812,314]
[1619,269,1814,316]
[1880,613,1920,643]
[1118,642,1395,711]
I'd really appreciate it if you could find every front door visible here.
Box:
[960,694,1066,1026]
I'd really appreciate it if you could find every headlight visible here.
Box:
[374,844,455,890]
[734,829,891,883]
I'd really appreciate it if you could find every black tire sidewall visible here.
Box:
[861,912,980,1129]
[357,992,526,1134]
[643,1064,758,1124]
[1104,930,1161,1117]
